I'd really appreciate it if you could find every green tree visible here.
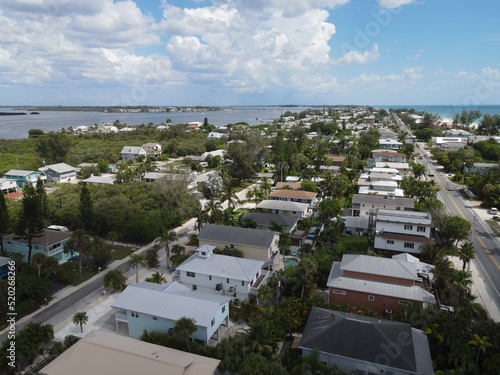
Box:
[412,162,426,180]
[128,254,145,283]
[104,269,126,291]
[145,246,160,268]
[432,210,472,248]
[160,230,178,269]
[468,333,493,366]
[0,191,9,254]
[35,131,72,163]
[146,271,167,284]
[15,183,46,264]
[107,230,118,249]
[66,229,91,279]
[79,183,94,232]
[316,198,342,225]
[458,241,476,271]
[173,317,197,352]
[72,311,88,333]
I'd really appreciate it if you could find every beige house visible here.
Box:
[39,330,220,375]
[198,224,279,264]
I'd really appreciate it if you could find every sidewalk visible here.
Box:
[448,256,500,322]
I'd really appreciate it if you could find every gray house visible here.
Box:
[300,307,434,375]
[38,163,77,183]
[112,281,230,345]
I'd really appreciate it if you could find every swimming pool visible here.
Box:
[285,258,299,267]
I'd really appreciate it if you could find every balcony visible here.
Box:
[115,309,128,322]
[249,270,271,295]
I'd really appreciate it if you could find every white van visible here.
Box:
[489,208,498,215]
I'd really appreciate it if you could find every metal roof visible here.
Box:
[176,251,264,281]
[39,330,220,375]
[42,163,76,173]
[5,169,38,177]
[111,282,230,328]
[241,212,299,229]
[352,193,414,207]
[199,224,277,249]
[256,200,310,212]
[340,254,418,280]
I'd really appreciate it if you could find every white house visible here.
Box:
[142,143,162,158]
[378,138,403,150]
[112,281,230,345]
[372,209,435,254]
[120,146,147,162]
[256,200,311,217]
[38,163,77,183]
[174,245,271,303]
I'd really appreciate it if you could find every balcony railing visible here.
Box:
[115,309,128,322]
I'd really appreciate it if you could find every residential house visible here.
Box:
[274,181,302,190]
[81,175,115,185]
[2,228,73,264]
[325,155,346,167]
[241,212,299,233]
[39,163,77,183]
[142,143,162,158]
[378,129,399,139]
[0,178,20,194]
[256,200,311,218]
[143,171,197,191]
[374,162,410,175]
[344,194,414,236]
[464,162,499,175]
[0,256,12,279]
[357,181,404,197]
[198,224,279,264]
[379,138,403,150]
[268,189,318,206]
[299,307,433,375]
[120,146,147,162]
[174,245,271,303]
[326,254,436,315]
[4,169,44,188]
[112,281,230,345]
[371,209,435,254]
[367,151,407,167]
[431,137,467,152]
[39,330,220,375]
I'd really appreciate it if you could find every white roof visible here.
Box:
[111,282,230,328]
[375,162,409,170]
[340,254,418,280]
[120,146,145,154]
[177,250,264,282]
[42,163,76,173]
[370,167,400,174]
[376,209,432,225]
[81,176,115,185]
[357,186,404,196]
[256,200,310,212]
[5,169,38,176]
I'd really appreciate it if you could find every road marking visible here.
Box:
[449,193,500,272]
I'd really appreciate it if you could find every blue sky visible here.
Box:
[0,0,499,106]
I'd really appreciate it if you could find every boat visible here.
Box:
[30,111,40,115]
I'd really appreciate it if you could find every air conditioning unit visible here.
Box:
[375,230,380,236]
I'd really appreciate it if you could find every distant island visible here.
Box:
[0,112,27,116]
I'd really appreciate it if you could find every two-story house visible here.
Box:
[299,307,433,375]
[256,200,311,218]
[4,169,45,188]
[344,194,414,236]
[174,245,271,303]
[198,224,280,265]
[120,146,147,162]
[327,254,436,315]
[268,190,318,206]
[240,212,299,233]
[39,163,77,183]
[0,178,20,195]
[142,143,162,159]
[2,228,73,264]
[112,281,230,345]
[371,209,435,254]
[378,138,403,150]
[367,151,407,167]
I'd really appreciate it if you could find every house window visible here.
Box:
[201,251,206,256]
[242,281,245,286]
[230,244,234,249]
[417,226,426,233]
[368,295,375,301]
[404,224,413,230]
[398,300,408,305]
[35,246,39,250]
[226,278,230,284]
[404,242,415,249]
[386,240,394,245]
[222,305,226,313]
[353,210,360,217]
[187,271,195,278]
[192,285,197,291]
[211,318,215,327]
[131,312,139,318]
[396,206,401,210]
[153,316,157,320]
[209,275,212,281]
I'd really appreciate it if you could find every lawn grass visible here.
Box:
[485,220,500,237]
[337,235,369,254]
[109,245,135,261]
[57,262,99,286]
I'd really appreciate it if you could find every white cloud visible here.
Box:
[457,71,477,79]
[481,67,500,80]
[378,0,416,9]
[334,44,379,65]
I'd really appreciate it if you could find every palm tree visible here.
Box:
[72,311,88,333]
[128,254,145,283]
[107,231,118,249]
[159,230,178,268]
[203,197,223,224]
[67,229,90,279]
[32,252,47,278]
[259,177,272,198]
[146,271,167,284]
[468,333,493,366]
[458,241,476,271]
[220,181,240,211]
[173,317,197,352]
[103,269,127,291]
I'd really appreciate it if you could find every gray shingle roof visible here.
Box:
[198,224,277,249]
[241,212,299,229]
[352,193,414,207]
[300,307,433,375]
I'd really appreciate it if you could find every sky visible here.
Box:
[0,0,499,106]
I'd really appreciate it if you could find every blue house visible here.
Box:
[3,169,45,188]
[112,281,231,345]
[0,256,12,279]
[2,229,73,264]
